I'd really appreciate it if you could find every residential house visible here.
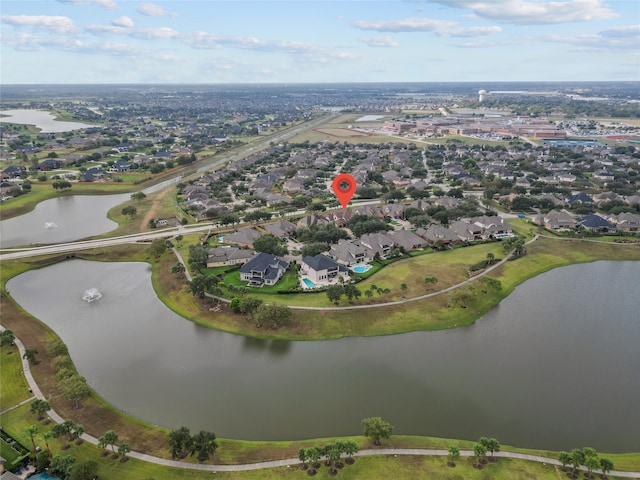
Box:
[606,212,640,232]
[534,210,577,230]
[578,214,616,233]
[388,229,427,251]
[329,239,369,266]
[415,224,460,245]
[296,214,330,229]
[225,227,263,248]
[263,219,297,238]
[2,165,26,178]
[360,232,395,258]
[300,254,348,285]
[239,252,289,286]
[206,247,254,268]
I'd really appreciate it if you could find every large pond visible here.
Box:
[6,260,640,452]
[0,179,181,248]
[0,109,98,132]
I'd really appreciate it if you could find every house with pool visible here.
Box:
[329,239,369,267]
[300,254,349,288]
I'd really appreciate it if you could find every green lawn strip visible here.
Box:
[0,345,32,409]
[0,438,22,468]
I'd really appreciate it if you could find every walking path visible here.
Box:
[2,327,639,477]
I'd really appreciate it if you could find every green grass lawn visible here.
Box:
[0,345,32,409]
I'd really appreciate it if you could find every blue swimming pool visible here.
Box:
[302,278,317,288]
[351,264,372,273]
[27,473,62,480]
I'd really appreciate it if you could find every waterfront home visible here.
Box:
[301,254,348,285]
[329,239,369,266]
[240,253,289,287]
[207,247,254,268]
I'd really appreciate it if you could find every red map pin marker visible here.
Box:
[332,173,357,209]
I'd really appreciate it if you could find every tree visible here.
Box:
[121,205,137,218]
[400,283,408,296]
[30,399,51,420]
[50,454,76,480]
[252,303,292,329]
[0,329,15,346]
[486,252,496,265]
[341,440,358,464]
[485,437,500,460]
[35,449,51,471]
[23,348,39,364]
[473,442,486,468]
[570,448,585,478]
[447,445,460,467]
[168,426,192,459]
[343,284,361,302]
[361,417,393,446]
[60,375,91,408]
[298,448,308,470]
[131,191,146,201]
[69,460,98,480]
[25,424,38,453]
[188,274,221,299]
[51,423,71,448]
[326,284,344,304]
[364,289,373,301]
[600,458,614,478]
[171,262,186,277]
[148,238,167,257]
[98,435,109,455]
[253,234,287,256]
[118,442,131,462]
[188,244,208,268]
[44,430,55,456]
[585,454,600,479]
[558,451,572,471]
[424,276,438,290]
[103,430,119,454]
[191,430,218,462]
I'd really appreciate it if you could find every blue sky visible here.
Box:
[1,0,638,84]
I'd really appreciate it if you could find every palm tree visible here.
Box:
[585,455,600,479]
[342,440,358,465]
[298,448,308,470]
[558,451,572,471]
[600,458,614,478]
[570,449,585,478]
[30,399,51,420]
[473,442,486,469]
[25,424,38,453]
[103,430,119,455]
[23,348,39,364]
[447,445,460,467]
[118,442,131,462]
[400,283,408,297]
[98,435,109,456]
[43,431,54,457]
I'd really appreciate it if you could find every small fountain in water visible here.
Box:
[44,222,58,229]
[82,288,102,302]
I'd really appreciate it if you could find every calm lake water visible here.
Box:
[0,109,98,132]
[0,194,129,247]
[6,260,640,452]
[0,179,181,248]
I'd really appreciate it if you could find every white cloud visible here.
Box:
[352,18,456,33]
[137,3,178,17]
[599,25,640,38]
[0,15,76,34]
[57,0,118,9]
[131,27,179,40]
[359,36,399,47]
[352,17,501,37]
[112,16,134,28]
[544,31,639,49]
[430,0,617,25]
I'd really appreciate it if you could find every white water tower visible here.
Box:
[478,89,487,102]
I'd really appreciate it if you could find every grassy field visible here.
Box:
[0,345,32,409]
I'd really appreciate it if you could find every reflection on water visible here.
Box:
[6,259,640,452]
